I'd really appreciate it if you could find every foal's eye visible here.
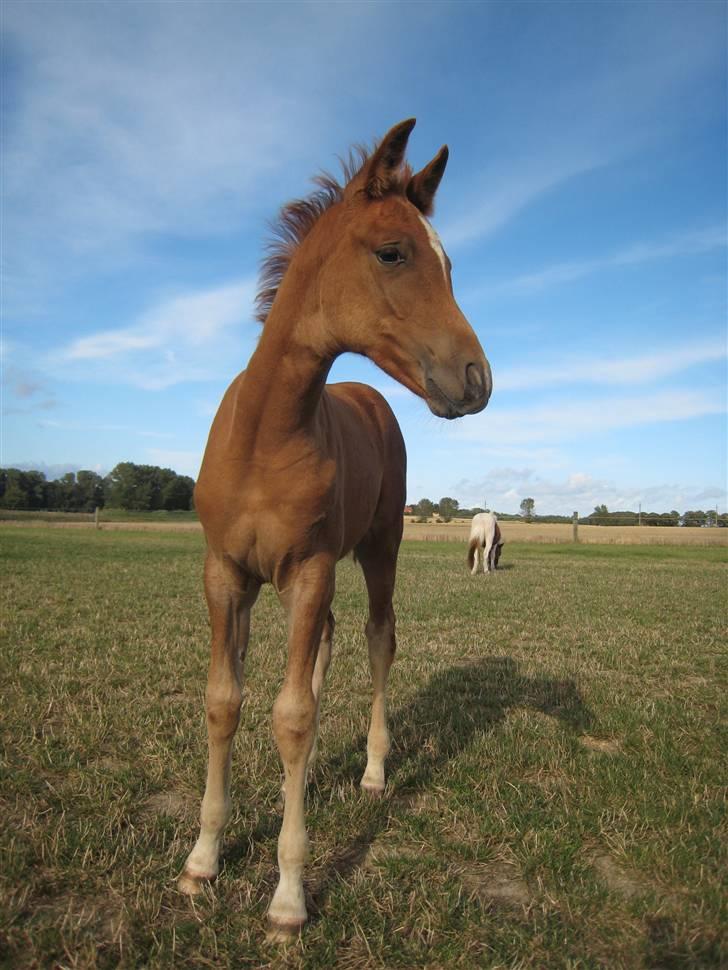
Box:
[376,246,405,266]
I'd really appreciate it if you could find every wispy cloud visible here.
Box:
[52,278,256,389]
[453,388,725,446]
[1,4,331,309]
[38,419,172,439]
[496,338,727,392]
[440,151,606,249]
[439,4,725,252]
[474,226,727,297]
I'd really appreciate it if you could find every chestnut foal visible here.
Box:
[178,119,491,933]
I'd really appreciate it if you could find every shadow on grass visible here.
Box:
[223,655,592,918]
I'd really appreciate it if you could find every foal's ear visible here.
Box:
[406,145,449,215]
[364,118,417,198]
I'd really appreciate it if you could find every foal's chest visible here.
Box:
[205,455,338,582]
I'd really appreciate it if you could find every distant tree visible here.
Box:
[105,462,144,509]
[75,470,105,511]
[520,497,535,521]
[593,504,608,518]
[161,474,195,511]
[0,468,48,509]
[414,498,434,522]
[0,469,29,509]
[438,497,458,522]
[104,462,195,511]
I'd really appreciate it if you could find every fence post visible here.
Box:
[572,510,579,543]
[94,506,100,530]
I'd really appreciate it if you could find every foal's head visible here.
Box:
[259,119,492,419]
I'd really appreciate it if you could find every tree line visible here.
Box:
[0,463,195,512]
[584,505,725,527]
[410,497,726,527]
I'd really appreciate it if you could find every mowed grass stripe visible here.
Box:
[1,526,725,968]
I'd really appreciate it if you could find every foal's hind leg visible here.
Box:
[179,554,259,894]
[308,610,334,775]
[356,539,398,794]
[483,537,494,573]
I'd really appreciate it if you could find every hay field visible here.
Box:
[403,519,727,546]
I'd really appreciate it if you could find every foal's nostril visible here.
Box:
[466,362,483,390]
[464,362,488,403]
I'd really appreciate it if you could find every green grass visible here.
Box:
[1,528,726,968]
[0,508,199,523]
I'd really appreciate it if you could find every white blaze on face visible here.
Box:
[418,213,448,279]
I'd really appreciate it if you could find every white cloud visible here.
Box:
[453,466,727,516]
[52,278,256,389]
[496,339,727,392]
[145,448,203,479]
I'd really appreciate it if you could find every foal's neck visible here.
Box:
[232,214,348,454]
[234,299,335,454]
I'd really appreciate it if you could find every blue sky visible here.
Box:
[2,0,726,515]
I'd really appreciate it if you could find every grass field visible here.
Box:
[1,526,726,968]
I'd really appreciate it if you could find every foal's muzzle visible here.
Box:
[425,358,492,419]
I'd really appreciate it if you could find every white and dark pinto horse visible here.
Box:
[467,512,504,574]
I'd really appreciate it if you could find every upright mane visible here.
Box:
[254,143,411,325]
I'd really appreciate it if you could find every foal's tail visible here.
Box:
[467,538,479,571]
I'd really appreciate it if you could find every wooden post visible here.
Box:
[94,506,100,530]
[572,510,579,543]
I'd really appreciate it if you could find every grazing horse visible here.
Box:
[178,119,491,934]
[468,511,504,574]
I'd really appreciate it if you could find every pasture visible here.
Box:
[1,526,725,968]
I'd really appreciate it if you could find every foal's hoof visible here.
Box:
[266,917,306,942]
[360,781,385,798]
[177,869,214,896]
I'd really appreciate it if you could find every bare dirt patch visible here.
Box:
[362,839,424,871]
[591,853,647,899]
[580,735,621,755]
[455,860,532,909]
[140,791,193,820]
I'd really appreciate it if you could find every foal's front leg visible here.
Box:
[179,555,259,894]
[268,558,334,934]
